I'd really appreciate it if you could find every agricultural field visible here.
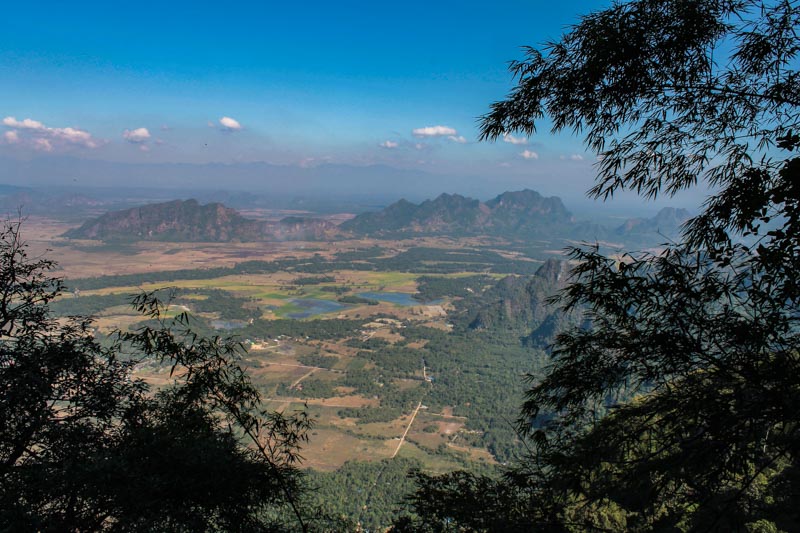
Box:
[27,215,556,476]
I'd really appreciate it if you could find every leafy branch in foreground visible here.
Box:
[0,218,313,532]
[399,1,800,531]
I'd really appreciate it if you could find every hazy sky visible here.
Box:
[1,0,700,209]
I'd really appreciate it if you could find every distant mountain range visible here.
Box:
[0,186,114,219]
[63,199,339,242]
[341,189,573,238]
[62,190,691,245]
[614,207,692,240]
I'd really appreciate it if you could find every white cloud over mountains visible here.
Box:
[2,116,99,150]
[219,116,242,131]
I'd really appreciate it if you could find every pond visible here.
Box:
[286,298,347,318]
[356,291,441,306]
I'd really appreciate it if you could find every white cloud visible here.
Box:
[3,130,19,144]
[503,133,527,145]
[2,116,99,149]
[520,149,539,160]
[33,138,53,152]
[219,116,242,131]
[414,143,425,150]
[123,127,151,143]
[570,154,584,161]
[447,135,467,144]
[379,140,399,149]
[3,117,45,130]
[58,127,96,146]
[499,162,512,168]
[412,125,457,137]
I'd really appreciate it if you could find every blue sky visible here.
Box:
[1,0,691,207]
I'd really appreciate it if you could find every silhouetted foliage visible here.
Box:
[401,1,800,531]
[0,219,313,531]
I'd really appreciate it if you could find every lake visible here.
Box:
[357,291,441,306]
[287,298,347,318]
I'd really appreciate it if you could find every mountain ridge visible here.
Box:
[62,191,692,245]
[63,199,339,242]
[340,189,574,237]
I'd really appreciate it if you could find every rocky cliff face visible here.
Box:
[465,258,572,333]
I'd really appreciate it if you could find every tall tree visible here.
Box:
[0,219,312,531]
[399,1,800,531]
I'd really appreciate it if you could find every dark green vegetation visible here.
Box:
[53,287,261,322]
[297,354,339,369]
[337,294,380,305]
[173,289,261,321]
[293,276,337,285]
[242,318,363,341]
[414,274,495,302]
[308,458,500,532]
[307,459,427,532]
[49,292,133,316]
[0,221,314,531]
[398,0,800,531]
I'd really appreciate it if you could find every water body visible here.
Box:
[287,298,346,318]
[357,291,442,306]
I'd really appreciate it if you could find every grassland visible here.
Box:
[27,215,515,473]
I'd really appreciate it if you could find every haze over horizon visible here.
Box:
[1,0,708,211]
